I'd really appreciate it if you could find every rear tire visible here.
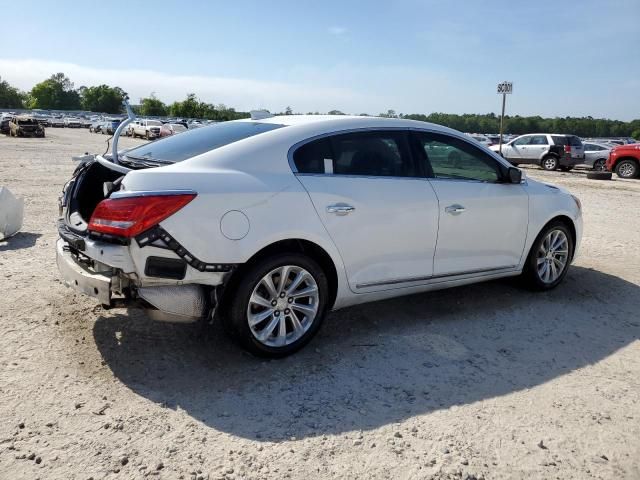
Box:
[541,156,558,171]
[592,159,606,171]
[615,159,639,179]
[521,220,574,291]
[221,253,329,357]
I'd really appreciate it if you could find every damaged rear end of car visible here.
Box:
[56,155,222,323]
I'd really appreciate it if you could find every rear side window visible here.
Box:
[530,135,549,145]
[293,138,332,173]
[124,121,284,163]
[329,131,416,177]
[569,136,582,146]
[551,136,568,146]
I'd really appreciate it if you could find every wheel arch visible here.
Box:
[614,156,639,167]
[223,238,339,310]
[538,215,577,260]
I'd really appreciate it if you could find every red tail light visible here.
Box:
[564,145,572,153]
[88,193,196,238]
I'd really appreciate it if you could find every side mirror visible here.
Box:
[508,166,522,184]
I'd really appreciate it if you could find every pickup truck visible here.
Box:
[606,143,640,179]
[128,119,163,140]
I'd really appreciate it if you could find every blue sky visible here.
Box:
[1,0,638,120]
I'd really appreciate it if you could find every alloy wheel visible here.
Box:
[618,162,636,178]
[247,265,320,347]
[593,159,606,171]
[536,229,569,284]
[543,157,557,170]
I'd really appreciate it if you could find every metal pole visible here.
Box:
[498,92,506,155]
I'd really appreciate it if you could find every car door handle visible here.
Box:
[327,204,355,216]
[445,204,466,215]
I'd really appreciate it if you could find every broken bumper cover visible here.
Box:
[56,239,112,305]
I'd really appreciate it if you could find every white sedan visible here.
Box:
[57,115,582,356]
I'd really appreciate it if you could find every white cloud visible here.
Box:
[328,26,347,36]
[0,58,362,113]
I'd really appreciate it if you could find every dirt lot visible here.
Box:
[1,127,639,480]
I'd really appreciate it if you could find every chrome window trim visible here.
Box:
[355,265,517,289]
[110,189,197,199]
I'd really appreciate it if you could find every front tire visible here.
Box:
[221,254,329,357]
[615,159,639,179]
[521,220,573,290]
[541,155,558,171]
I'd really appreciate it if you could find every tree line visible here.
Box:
[1,73,639,138]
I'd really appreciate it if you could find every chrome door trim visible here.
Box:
[355,265,517,289]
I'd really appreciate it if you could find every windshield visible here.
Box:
[123,121,284,164]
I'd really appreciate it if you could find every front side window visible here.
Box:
[414,132,501,183]
[512,136,531,146]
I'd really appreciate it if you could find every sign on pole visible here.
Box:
[497,82,513,95]
[497,81,513,155]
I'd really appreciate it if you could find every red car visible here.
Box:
[606,144,640,179]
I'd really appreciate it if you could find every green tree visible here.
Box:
[284,106,293,115]
[139,93,168,116]
[0,76,26,108]
[28,73,81,110]
[80,84,125,113]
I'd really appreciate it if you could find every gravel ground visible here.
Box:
[1,128,639,480]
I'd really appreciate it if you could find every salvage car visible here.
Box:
[8,115,45,137]
[56,115,582,357]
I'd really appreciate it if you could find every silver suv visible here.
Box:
[490,134,585,171]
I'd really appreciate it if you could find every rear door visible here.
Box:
[412,131,529,276]
[293,130,440,292]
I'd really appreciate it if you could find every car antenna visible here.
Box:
[110,96,136,165]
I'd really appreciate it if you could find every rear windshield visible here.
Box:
[123,121,284,163]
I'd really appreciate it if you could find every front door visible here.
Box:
[412,131,529,276]
[293,130,440,291]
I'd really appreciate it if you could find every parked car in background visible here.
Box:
[0,114,12,134]
[49,117,65,128]
[582,142,612,171]
[64,117,82,128]
[33,114,50,127]
[606,143,640,179]
[129,119,163,139]
[103,119,122,135]
[56,115,582,357]
[8,115,45,137]
[80,118,92,128]
[466,134,493,147]
[159,123,188,137]
[89,121,103,133]
[490,134,585,171]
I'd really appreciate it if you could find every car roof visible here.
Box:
[236,114,462,135]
